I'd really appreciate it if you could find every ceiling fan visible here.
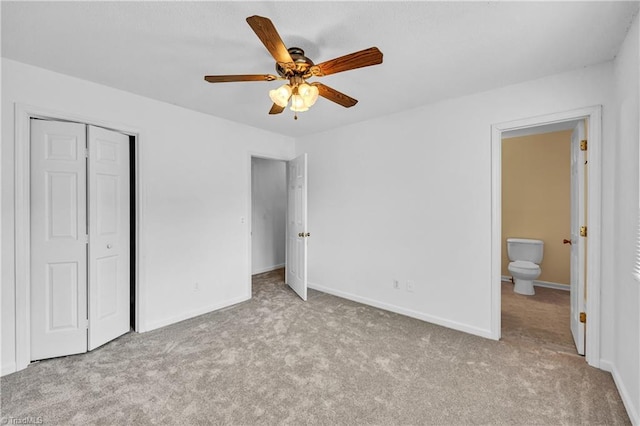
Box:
[204,15,383,119]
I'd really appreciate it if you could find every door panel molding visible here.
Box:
[491,105,602,368]
[13,103,143,373]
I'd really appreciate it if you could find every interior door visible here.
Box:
[570,121,586,355]
[87,125,130,350]
[30,119,88,360]
[286,154,308,301]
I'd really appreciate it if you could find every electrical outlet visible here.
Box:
[407,280,415,292]
[393,280,400,289]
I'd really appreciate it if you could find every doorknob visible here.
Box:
[107,244,113,249]
[305,232,310,237]
[298,233,304,237]
[563,239,572,245]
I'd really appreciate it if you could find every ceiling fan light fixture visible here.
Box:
[298,83,319,107]
[290,94,309,112]
[269,84,292,107]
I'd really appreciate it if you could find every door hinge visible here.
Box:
[580,139,587,151]
[85,234,89,244]
[84,148,89,158]
[83,319,89,329]
[579,312,586,323]
[580,226,587,237]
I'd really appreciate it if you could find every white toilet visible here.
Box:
[507,238,544,295]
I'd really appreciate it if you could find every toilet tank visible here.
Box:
[507,238,544,263]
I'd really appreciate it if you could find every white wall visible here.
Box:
[297,62,617,347]
[611,13,640,424]
[251,158,286,275]
[1,59,295,375]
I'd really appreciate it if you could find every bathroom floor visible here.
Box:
[501,281,576,355]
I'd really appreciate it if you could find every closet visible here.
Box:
[30,119,130,360]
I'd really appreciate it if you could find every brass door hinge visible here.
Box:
[580,139,587,151]
[580,226,587,237]
[579,312,586,323]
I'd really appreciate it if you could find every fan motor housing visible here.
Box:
[276,47,314,77]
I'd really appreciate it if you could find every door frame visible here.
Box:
[491,105,602,368]
[247,152,294,297]
[13,103,144,372]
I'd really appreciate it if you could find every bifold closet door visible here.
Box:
[31,120,130,360]
[30,120,89,360]
[87,125,130,350]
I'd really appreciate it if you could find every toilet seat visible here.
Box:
[508,260,539,271]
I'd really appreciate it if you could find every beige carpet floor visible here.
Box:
[1,271,629,425]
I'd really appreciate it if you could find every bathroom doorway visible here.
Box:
[500,123,578,355]
[490,106,602,368]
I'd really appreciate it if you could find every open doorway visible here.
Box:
[251,157,287,276]
[500,122,580,354]
[249,153,309,301]
[491,106,602,368]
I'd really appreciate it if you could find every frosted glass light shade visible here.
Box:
[298,83,319,107]
[290,94,309,112]
[269,84,292,107]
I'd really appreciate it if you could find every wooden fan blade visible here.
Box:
[312,83,358,108]
[311,47,383,77]
[269,103,285,115]
[246,16,294,68]
[204,74,278,83]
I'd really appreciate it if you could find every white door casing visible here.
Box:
[491,106,602,368]
[286,154,308,301]
[570,121,586,355]
[30,119,88,360]
[88,125,130,350]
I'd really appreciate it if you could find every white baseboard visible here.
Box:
[308,282,494,340]
[145,294,250,332]
[252,263,285,275]
[599,359,613,372]
[501,275,569,291]
[1,362,17,377]
[610,363,639,425]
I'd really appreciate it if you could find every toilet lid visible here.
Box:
[510,260,539,270]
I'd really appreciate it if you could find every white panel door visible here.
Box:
[286,154,308,301]
[30,119,88,360]
[570,121,586,355]
[87,125,130,350]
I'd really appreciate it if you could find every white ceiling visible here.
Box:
[2,1,638,138]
